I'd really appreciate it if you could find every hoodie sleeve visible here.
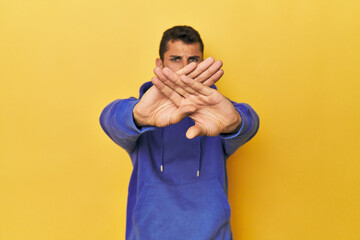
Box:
[99,97,156,154]
[221,101,259,157]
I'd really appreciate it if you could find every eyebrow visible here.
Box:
[169,55,201,59]
[188,56,200,60]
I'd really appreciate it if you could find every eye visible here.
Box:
[170,57,180,62]
[188,58,199,63]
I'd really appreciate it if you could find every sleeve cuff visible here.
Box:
[220,108,245,139]
[126,99,156,134]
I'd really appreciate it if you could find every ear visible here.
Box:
[155,58,163,68]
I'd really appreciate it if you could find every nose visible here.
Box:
[179,59,187,69]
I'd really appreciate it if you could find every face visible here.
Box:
[157,40,203,72]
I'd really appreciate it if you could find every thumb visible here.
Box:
[169,104,197,125]
[186,124,203,139]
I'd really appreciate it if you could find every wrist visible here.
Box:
[221,111,242,134]
[133,103,148,127]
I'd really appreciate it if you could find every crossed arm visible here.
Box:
[133,57,242,139]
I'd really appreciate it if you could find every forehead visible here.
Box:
[164,40,202,57]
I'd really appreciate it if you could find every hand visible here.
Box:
[133,57,224,127]
[152,67,242,139]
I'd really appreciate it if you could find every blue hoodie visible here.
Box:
[99,82,259,240]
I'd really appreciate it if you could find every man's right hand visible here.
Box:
[133,57,224,127]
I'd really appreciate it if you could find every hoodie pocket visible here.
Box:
[133,178,231,240]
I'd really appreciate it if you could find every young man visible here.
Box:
[100,26,259,240]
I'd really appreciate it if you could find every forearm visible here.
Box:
[99,98,155,153]
[221,102,259,156]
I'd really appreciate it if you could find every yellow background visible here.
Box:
[1,0,359,239]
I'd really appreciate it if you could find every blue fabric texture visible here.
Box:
[99,82,259,240]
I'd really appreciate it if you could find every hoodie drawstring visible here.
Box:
[160,128,164,173]
[196,137,201,177]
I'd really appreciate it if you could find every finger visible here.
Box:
[187,57,215,80]
[175,57,214,77]
[175,62,197,75]
[194,60,223,83]
[162,68,198,95]
[169,105,197,125]
[154,67,189,97]
[151,76,182,106]
[180,75,214,96]
[202,69,224,86]
[186,124,203,139]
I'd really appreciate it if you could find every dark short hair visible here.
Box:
[159,25,204,61]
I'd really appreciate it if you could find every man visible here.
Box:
[100,26,259,240]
